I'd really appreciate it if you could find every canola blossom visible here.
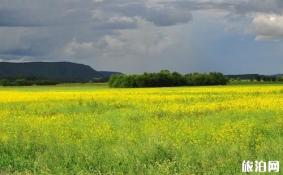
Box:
[0,85,282,174]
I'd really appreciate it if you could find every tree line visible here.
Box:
[0,78,58,86]
[227,74,283,82]
[109,70,229,88]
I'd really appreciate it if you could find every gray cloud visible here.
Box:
[0,0,193,28]
[0,0,282,73]
[169,0,283,14]
[167,0,283,40]
[0,0,194,60]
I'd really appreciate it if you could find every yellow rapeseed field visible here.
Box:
[0,85,282,174]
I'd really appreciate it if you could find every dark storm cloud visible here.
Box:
[169,0,283,14]
[0,9,43,27]
[0,0,194,60]
[0,0,282,28]
[0,0,193,28]
[0,0,282,74]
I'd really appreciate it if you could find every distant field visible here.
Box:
[0,84,282,174]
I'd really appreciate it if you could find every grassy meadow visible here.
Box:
[0,84,282,174]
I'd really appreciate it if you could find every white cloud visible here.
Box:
[252,14,283,40]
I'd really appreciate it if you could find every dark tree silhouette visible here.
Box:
[109,71,229,88]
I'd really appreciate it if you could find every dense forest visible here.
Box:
[109,70,229,88]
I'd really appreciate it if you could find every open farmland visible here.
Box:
[0,84,282,174]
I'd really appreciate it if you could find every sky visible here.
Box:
[0,0,283,74]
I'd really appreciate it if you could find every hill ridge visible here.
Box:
[0,61,118,82]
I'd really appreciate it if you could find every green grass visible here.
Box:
[0,84,282,174]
